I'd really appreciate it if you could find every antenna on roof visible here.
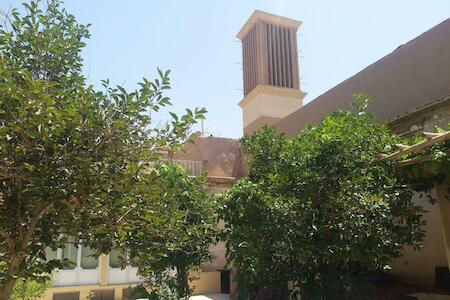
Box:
[201,119,205,136]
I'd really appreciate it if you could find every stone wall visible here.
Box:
[390,96,450,136]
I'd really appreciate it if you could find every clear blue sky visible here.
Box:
[3,1,450,138]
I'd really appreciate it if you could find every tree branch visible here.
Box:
[22,201,54,247]
[0,229,8,239]
[116,206,135,226]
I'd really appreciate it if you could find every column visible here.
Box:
[98,254,109,286]
[436,179,450,270]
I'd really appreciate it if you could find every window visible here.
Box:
[90,289,114,300]
[109,249,125,268]
[81,245,98,269]
[61,239,78,270]
[44,247,58,261]
[122,287,146,300]
[122,288,132,300]
[53,292,80,300]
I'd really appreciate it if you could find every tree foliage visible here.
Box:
[10,276,52,300]
[125,163,218,299]
[0,1,206,299]
[397,125,450,192]
[220,96,426,299]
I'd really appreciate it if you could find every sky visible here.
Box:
[2,1,450,138]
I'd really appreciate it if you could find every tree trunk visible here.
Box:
[0,250,26,300]
[176,264,190,298]
[0,278,17,300]
[0,201,52,300]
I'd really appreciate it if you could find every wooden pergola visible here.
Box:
[379,130,450,281]
[378,130,450,167]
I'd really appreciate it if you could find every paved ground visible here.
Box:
[190,294,231,300]
[409,293,450,300]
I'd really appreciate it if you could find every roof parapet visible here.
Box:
[237,10,302,40]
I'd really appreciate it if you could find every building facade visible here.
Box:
[42,11,450,300]
[237,10,450,296]
[42,136,242,300]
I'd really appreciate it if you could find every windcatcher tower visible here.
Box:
[238,10,306,134]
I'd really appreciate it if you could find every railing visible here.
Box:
[150,159,203,176]
[171,159,203,176]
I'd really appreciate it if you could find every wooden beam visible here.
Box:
[376,153,388,159]
[383,131,450,161]
[395,144,409,151]
[423,132,440,139]
[398,154,432,167]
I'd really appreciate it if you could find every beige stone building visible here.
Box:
[42,10,450,300]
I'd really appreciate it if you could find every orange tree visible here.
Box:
[0,1,205,299]
[124,163,217,299]
[220,96,426,299]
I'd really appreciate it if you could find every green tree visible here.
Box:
[0,1,206,299]
[125,163,218,299]
[220,95,426,299]
[10,276,52,300]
